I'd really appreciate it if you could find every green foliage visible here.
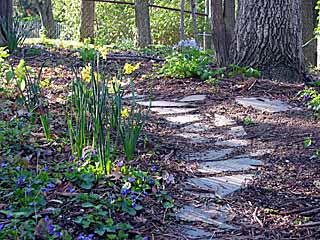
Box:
[243,117,254,126]
[52,0,206,45]
[1,17,30,52]
[298,88,320,111]
[160,47,213,79]
[228,64,261,78]
[79,39,97,62]
[68,59,148,174]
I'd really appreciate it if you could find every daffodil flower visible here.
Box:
[99,46,108,60]
[81,65,99,82]
[123,62,141,75]
[121,108,129,118]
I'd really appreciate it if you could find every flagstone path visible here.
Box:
[138,95,296,239]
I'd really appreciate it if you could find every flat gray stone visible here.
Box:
[122,94,147,100]
[179,94,206,102]
[137,100,190,107]
[215,139,249,147]
[150,107,198,115]
[214,114,236,127]
[198,157,263,173]
[235,97,292,113]
[182,122,215,132]
[228,126,247,137]
[165,114,203,124]
[180,225,212,239]
[183,149,233,161]
[176,205,236,230]
[185,174,253,198]
[177,132,209,144]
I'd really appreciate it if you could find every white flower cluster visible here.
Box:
[175,39,202,50]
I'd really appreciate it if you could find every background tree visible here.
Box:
[232,0,305,82]
[190,0,198,44]
[0,0,13,46]
[135,0,151,47]
[179,0,185,40]
[302,0,317,66]
[80,0,95,41]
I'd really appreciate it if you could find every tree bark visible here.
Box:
[210,0,229,66]
[302,0,317,66]
[0,0,13,46]
[180,0,185,41]
[223,0,235,50]
[190,0,198,45]
[33,0,55,38]
[80,0,95,42]
[233,0,305,82]
[135,0,151,47]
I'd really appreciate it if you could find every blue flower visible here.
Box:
[128,177,135,183]
[143,191,149,196]
[77,233,84,240]
[1,160,7,168]
[69,167,74,172]
[69,155,75,161]
[120,189,130,195]
[117,161,123,167]
[47,182,54,188]
[151,166,157,172]
[44,215,49,222]
[132,202,136,208]
[16,175,24,186]
[131,194,137,201]
[87,234,94,240]
[15,166,21,171]
[143,237,149,240]
[68,187,75,193]
[80,156,84,161]
[26,184,31,194]
[43,166,48,172]
[56,231,62,238]
[7,213,13,219]
[0,223,4,231]
[148,179,154,185]
[47,223,55,235]
[92,149,97,155]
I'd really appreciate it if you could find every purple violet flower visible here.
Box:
[151,166,157,172]
[128,177,135,183]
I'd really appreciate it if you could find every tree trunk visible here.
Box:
[34,0,55,38]
[302,0,317,66]
[210,0,229,66]
[190,0,198,45]
[223,0,235,50]
[0,0,13,46]
[80,0,95,42]
[233,0,305,82]
[180,0,185,41]
[135,0,151,47]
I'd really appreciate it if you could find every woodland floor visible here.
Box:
[1,45,320,239]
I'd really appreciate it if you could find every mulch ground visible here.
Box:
[4,45,320,239]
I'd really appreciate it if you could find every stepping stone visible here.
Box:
[183,149,233,161]
[228,126,247,137]
[150,107,198,115]
[235,97,292,113]
[122,94,147,100]
[215,139,249,147]
[165,114,203,124]
[176,132,209,144]
[198,157,263,173]
[185,174,253,198]
[176,205,237,230]
[214,114,236,127]
[179,225,212,239]
[179,94,207,102]
[137,100,190,107]
[182,122,215,132]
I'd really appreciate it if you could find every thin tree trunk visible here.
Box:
[135,0,151,47]
[80,0,95,42]
[180,0,185,41]
[233,0,305,82]
[302,0,317,66]
[210,0,229,66]
[223,0,235,50]
[0,0,13,46]
[190,0,198,45]
[34,0,55,38]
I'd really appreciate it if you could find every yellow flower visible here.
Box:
[108,76,121,93]
[123,62,141,75]
[121,108,129,118]
[15,59,26,79]
[81,65,99,82]
[99,46,108,60]
[81,66,91,82]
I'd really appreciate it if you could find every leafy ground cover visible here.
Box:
[1,41,320,239]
